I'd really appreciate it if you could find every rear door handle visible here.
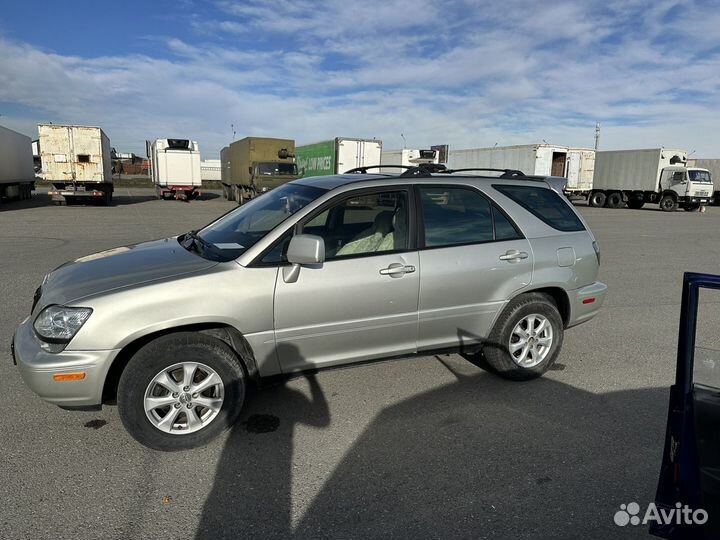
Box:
[379,263,416,277]
[499,250,529,262]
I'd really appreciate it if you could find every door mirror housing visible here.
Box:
[284,234,325,283]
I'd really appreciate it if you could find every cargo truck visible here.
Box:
[220,137,300,204]
[0,125,35,206]
[590,149,713,211]
[38,124,113,205]
[688,158,720,204]
[148,138,202,200]
[296,137,382,177]
[380,148,439,173]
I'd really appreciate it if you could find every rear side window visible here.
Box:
[493,185,585,232]
[419,186,521,248]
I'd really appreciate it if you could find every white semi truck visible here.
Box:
[379,148,439,173]
[38,124,113,205]
[148,139,202,200]
[590,148,714,211]
[446,144,595,197]
[0,125,35,205]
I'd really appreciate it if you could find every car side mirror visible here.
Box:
[283,234,325,283]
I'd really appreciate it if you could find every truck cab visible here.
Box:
[250,161,300,194]
[660,166,714,210]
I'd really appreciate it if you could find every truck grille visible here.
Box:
[696,191,710,197]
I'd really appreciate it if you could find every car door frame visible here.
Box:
[653,271,720,539]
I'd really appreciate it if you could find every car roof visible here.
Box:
[294,172,556,191]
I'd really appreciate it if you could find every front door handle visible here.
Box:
[499,250,529,262]
[379,263,416,277]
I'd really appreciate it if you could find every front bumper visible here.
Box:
[566,281,608,328]
[12,317,120,408]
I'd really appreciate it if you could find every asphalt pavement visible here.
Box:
[1,188,718,539]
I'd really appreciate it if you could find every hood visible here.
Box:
[38,238,218,307]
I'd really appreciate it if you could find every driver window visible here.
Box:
[672,171,685,184]
[303,191,409,260]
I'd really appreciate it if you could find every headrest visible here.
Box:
[374,211,394,236]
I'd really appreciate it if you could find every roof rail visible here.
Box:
[438,168,526,178]
[344,165,410,174]
[399,163,448,177]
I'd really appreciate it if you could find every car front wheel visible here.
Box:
[117,332,246,451]
[482,293,564,380]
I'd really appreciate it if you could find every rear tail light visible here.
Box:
[592,241,601,265]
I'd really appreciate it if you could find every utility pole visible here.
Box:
[231,124,236,140]
[400,133,407,149]
[594,122,601,150]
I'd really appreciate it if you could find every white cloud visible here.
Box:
[1,0,719,158]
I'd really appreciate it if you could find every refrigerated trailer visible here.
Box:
[296,138,382,176]
[221,137,300,204]
[148,138,202,200]
[38,124,113,205]
[379,148,439,173]
[590,149,713,211]
[0,125,35,205]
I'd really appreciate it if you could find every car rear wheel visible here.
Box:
[482,293,564,380]
[117,332,246,451]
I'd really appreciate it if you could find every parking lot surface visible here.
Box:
[2,189,719,539]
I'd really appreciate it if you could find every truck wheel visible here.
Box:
[605,192,624,209]
[589,191,606,207]
[627,198,645,210]
[118,332,246,451]
[480,293,563,381]
[659,195,678,212]
[683,203,701,212]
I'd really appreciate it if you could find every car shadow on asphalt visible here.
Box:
[195,349,669,539]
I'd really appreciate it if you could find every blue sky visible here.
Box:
[0,0,718,158]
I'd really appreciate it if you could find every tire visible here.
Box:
[118,332,246,451]
[627,198,645,210]
[659,194,678,212]
[605,191,624,209]
[683,203,700,212]
[481,293,564,381]
[589,191,606,208]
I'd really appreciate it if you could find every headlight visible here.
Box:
[33,305,92,343]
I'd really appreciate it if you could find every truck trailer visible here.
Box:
[296,138,382,177]
[688,158,720,204]
[38,124,113,205]
[590,149,713,211]
[220,137,300,204]
[0,125,35,205]
[380,148,439,173]
[148,138,202,200]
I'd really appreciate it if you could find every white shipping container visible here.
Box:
[447,144,570,177]
[336,138,382,173]
[0,125,34,185]
[149,139,202,187]
[380,148,440,173]
[38,124,112,184]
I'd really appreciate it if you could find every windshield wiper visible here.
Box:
[181,230,220,257]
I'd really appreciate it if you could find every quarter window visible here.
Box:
[493,184,585,232]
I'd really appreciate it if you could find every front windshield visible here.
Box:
[196,183,326,260]
[689,170,712,183]
[257,162,298,176]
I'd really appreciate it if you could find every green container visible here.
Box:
[296,140,337,177]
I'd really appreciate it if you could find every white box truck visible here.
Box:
[0,125,35,205]
[148,139,202,200]
[296,138,382,176]
[590,149,713,211]
[688,158,720,204]
[38,124,113,205]
[379,148,440,173]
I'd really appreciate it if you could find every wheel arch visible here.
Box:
[102,323,259,404]
[507,286,571,328]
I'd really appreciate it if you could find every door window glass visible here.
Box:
[419,187,495,247]
[695,288,720,388]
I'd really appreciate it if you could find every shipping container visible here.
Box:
[0,125,35,205]
[688,158,720,204]
[590,148,713,211]
[38,124,113,205]
[220,137,299,203]
[296,138,382,176]
[148,138,202,200]
[379,148,440,173]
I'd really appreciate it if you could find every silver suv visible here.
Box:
[12,170,607,450]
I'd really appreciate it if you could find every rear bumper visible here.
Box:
[12,317,119,408]
[566,281,607,328]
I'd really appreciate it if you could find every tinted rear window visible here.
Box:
[493,185,585,232]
